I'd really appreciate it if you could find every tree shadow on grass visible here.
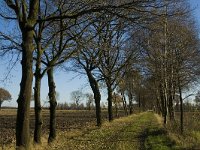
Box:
[138,128,176,150]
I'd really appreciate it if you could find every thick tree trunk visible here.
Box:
[14,1,39,148]
[16,30,34,150]
[95,95,101,126]
[47,68,57,143]
[34,69,43,143]
[87,71,102,126]
[128,92,133,115]
[107,84,113,121]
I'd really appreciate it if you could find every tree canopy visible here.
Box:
[0,88,11,109]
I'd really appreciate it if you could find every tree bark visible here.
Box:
[86,71,102,126]
[128,92,133,115]
[178,78,183,134]
[121,92,128,116]
[0,101,2,110]
[34,58,43,143]
[163,97,167,125]
[138,92,141,112]
[107,83,113,121]
[168,91,175,121]
[33,4,45,143]
[168,66,175,121]
[163,83,168,125]
[10,1,39,149]
[16,28,35,150]
[159,83,167,124]
[114,93,119,118]
[47,68,57,143]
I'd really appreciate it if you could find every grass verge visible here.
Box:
[43,112,176,150]
[3,112,200,150]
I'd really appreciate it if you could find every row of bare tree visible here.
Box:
[0,0,199,149]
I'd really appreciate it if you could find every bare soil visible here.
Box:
[0,109,126,147]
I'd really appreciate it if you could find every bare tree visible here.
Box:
[139,0,199,132]
[70,90,83,109]
[97,15,134,121]
[2,1,39,148]
[113,92,122,118]
[69,17,105,126]
[116,80,128,115]
[0,0,171,148]
[0,88,12,110]
[33,2,80,143]
[194,91,200,107]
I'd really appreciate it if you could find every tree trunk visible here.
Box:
[168,92,175,121]
[138,92,141,112]
[0,101,2,110]
[159,83,167,124]
[164,97,167,125]
[107,83,113,121]
[95,94,101,126]
[121,92,128,116]
[163,83,168,125]
[156,97,160,114]
[159,83,164,116]
[86,71,102,126]
[156,88,162,114]
[169,66,175,121]
[34,8,44,143]
[178,78,183,134]
[114,93,119,118]
[34,64,43,143]
[16,30,34,150]
[163,79,168,125]
[47,68,57,143]
[14,1,39,148]
[128,92,133,115]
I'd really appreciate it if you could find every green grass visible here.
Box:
[44,112,176,150]
[4,111,200,149]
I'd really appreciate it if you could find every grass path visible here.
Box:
[46,112,176,150]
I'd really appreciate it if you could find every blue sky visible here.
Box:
[1,0,200,107]
[1,60,93,107]
[190,0,200,24]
